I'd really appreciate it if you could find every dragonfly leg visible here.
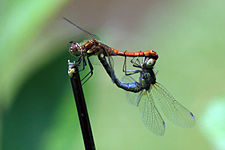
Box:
[81,56,94,85]
[74,56,82,68]
[79,56,87,72]
[73,55,86,72]
[123,55,141,76]
[130,57,140,65]
[131,57,141,68]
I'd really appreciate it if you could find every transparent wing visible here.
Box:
[103,47,115,81]
[122,76,142,106]
[103,44,114,70]
[107,53,114,70]
[127,90,143,106]
[139,90,165,136]
[152,83,195,128]
[89,56,101,66]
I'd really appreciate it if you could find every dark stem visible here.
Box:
[68,61,96,150]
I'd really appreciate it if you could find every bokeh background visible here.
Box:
[1,0,225,150]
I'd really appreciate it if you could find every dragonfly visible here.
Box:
[98,54,195,136]
[64,17,158,84]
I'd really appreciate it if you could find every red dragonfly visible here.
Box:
[64,17,158,84]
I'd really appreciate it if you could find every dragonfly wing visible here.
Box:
[126,90,143,106]
[122,76,142,106]
[89,56,101,66]
[104,48,115,81]
[103,45,114,70]
[139,90,165,136]
[152,83,195,128]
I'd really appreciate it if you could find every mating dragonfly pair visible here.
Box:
[65,17,195,136]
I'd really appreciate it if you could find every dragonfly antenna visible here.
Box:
[63,17,98,39]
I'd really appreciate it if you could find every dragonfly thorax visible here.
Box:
[70,39,101,57]
[139,72,151,90]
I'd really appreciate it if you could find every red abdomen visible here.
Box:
[110,47,158,60]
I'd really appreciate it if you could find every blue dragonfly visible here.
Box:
[98,54,195,136]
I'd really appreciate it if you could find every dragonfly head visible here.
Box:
[69,41,82,56]
[143,57,156,69]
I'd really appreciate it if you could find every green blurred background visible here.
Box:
[1,0,225,150]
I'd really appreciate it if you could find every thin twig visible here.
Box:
[68,61,95,150]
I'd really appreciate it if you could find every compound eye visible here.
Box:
[75,43,81,50]
[69,42,82,56]
[146,58,156,67]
